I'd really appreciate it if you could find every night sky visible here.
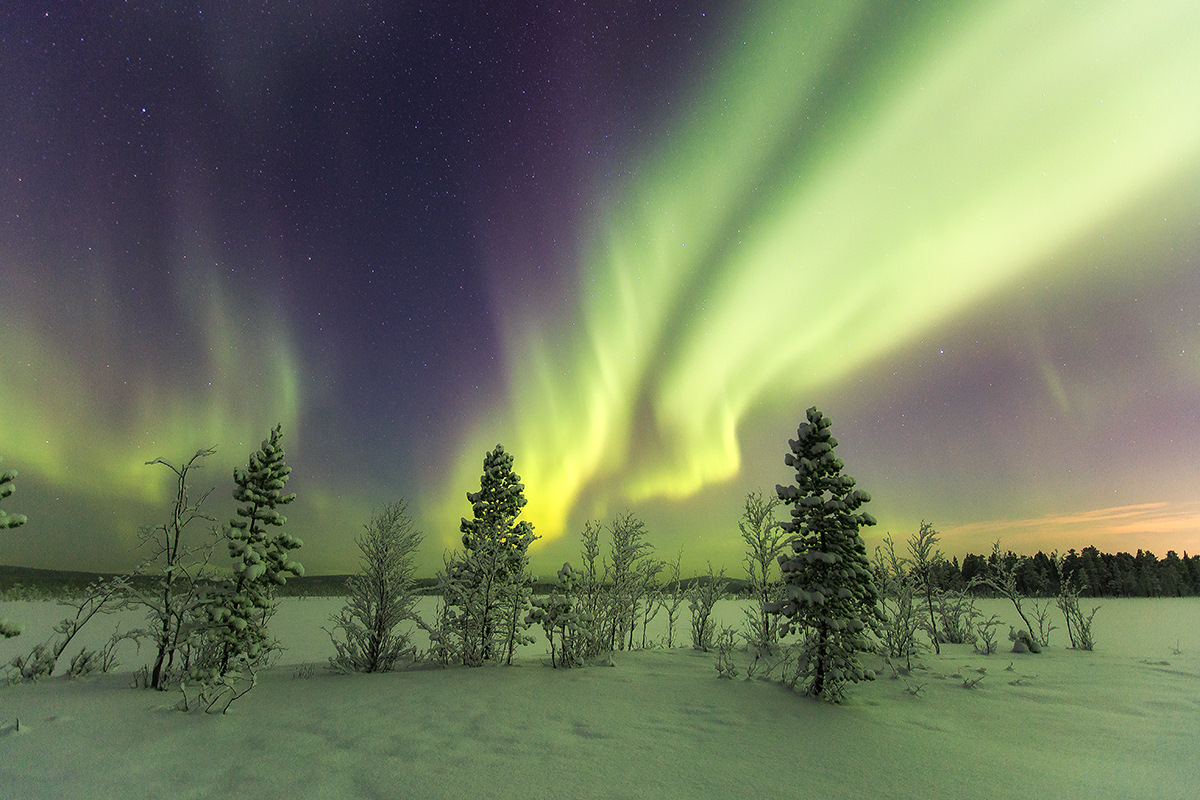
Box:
[2,2,1199,577]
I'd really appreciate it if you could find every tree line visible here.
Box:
[4,406,1196,709]
[919,546,1200,598]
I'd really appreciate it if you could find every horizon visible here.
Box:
[1,523,1195,584]
[3,2,1199,576]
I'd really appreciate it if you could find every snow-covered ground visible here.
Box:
[2,597,1197,799]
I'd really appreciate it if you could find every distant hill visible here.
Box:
[1,564,750,600]
[0,564,368,598]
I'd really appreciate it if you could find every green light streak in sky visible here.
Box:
[452,0,1200,543]
[0,268,301,512]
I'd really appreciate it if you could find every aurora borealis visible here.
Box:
[2,2,1199,576]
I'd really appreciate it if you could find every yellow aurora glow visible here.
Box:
[448,0,1200,545]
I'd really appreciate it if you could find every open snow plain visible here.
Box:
[2,597,1197,799]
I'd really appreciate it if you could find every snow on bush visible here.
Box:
[739,491,786,653]
[689,562,729,652]
[527,562,595,668]
[133,448,221,690]
[328,500,423,673]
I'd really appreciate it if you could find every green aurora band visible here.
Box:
[0,266,301,514]
[445,1,1200,545]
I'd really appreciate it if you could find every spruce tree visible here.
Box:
[211,424,303,674]
[772,406,881,702]
[444,444,538,665]
[1,458,29,638]
[0,459,27,531]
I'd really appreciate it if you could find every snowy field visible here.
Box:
[2,597,1197,799]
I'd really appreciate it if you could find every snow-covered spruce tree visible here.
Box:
[137,448,219,689]
[0,460,26,532]
[328,500,423,673]
[210,424,303,676]
[1,458,30,638]
[740,490,786,652]
[443,444,538,666]
[771,406,882,702]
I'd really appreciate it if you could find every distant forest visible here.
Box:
[3,547,1200,601]
[927,547,1200,598]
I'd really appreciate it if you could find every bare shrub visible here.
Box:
[689,562,729,652]
[936,589,980,645]
[975,613,1001,655]
[135,448,220,690]
[5,576,132,682]
[1053,552,1099,651]
[908,521,944,654]
[176,669,256,714]
[328,500,423,673]
[605,512,656,652]
[714,626,739,679]
[972,541,1038,651]
[659,551,686,649]
[1029,598,1056,648]
[874,534,923,670]
[739,491,786,652]
[565,514,660,658]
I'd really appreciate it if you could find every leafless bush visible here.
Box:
[874,534,924,670]
[1053,553,1099,650]
[5,575,132,682]
[972,541,1038,651]
[935,589,980,645]
[134,448,220,690]
[739,491,786,652]
[659,551,686,649]
[907,521,944,654]
[605,512,656,652]
[328,500,423,673]
[1029,598,1056,648]
[689,562,729,652]
[176,669,256,714]
[714,627,739,679]
[975,613,1001,655]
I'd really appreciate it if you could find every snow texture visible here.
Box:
[1,596,1196,799]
